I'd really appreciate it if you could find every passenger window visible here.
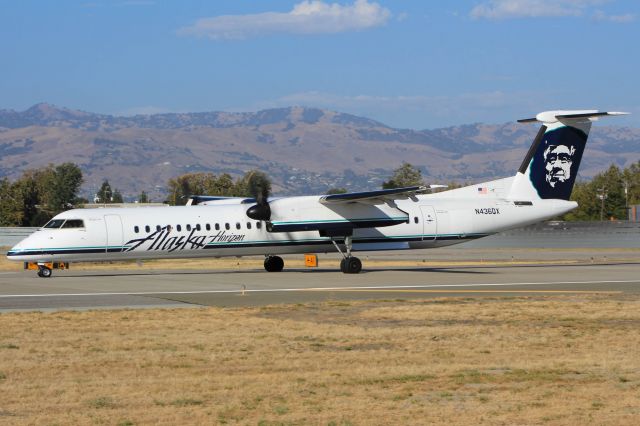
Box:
[215,224,220,231]
[134,226,139,233]
[414,217,419,224]
[256,222,261,229]
[145,225,150,233]
[225,223,230,230]
[196,224,201,231]
[187,224,191,231]
[156,225,161,232]
[62,220,85,229]
[206,224,211,231]
[247,222,252,230]
[44,219,66,229]
[236,223,241,230]
[177,225,182,232]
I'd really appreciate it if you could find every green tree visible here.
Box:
[165,171,270,205]
[326,187,348,194]
[623,160,640,205]
[46,163,83,212]
[382,163,424,189]
[204,173,237,196]
[13,171,42,226]
[565,164,629,221]
[0,163,84,226]
[138,191,149,203]
[112,189,123,203]
[0,178,22,226]
[96,179,113,203]
[236,170,271,199]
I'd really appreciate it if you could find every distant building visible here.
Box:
[630,205,640,222]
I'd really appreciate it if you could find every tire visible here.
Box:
[343,257,362,274]
[38,266,52,278]
[264,255,284,272]
[339,258,347,273]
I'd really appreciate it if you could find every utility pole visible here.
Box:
[624,180,629,221]
[597,187,608,221]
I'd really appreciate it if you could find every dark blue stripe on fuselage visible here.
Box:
[6,234,488,257]
[7,248,124,257]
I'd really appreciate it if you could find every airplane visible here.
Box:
[6,109,628,278]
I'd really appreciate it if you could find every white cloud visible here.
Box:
[592,10,635,22]
[177,0,392,40]
[470,0,609,20]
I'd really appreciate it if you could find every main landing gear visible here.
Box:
[264,255,284,272]
[332,236,362,274]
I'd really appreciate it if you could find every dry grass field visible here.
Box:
[1,294,639,425]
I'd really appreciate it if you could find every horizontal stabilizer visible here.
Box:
[518,110,629,124]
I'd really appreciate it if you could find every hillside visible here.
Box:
[1,103,639,200]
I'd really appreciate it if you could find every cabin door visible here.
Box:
[104,214,124,253]
[420,206,437,241]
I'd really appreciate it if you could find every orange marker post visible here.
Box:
[304,254,318,267]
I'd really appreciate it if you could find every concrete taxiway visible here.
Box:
[1,258,639,311]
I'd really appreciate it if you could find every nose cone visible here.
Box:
[6,235,35,262]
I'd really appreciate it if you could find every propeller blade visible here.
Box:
[244,171,272,221]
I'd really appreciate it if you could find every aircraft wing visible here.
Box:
[319,186,430,205]
[187,196,254,206]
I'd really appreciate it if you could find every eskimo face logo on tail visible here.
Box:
[529,126,587,200]
[544,144,575,188]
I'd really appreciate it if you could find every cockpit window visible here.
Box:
[43,219,65,229]
[61,220,85,229]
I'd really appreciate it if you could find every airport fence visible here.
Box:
[0,227,38,248]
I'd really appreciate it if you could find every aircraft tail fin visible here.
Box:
[508,110,628,201]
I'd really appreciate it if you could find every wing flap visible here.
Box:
[319,186,429,205]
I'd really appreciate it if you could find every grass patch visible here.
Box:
[87,396,116,409]
[171,398,204,407]
[1,294,639,424]
[0,344,19,349]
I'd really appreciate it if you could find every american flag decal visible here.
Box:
[477,187,488,194]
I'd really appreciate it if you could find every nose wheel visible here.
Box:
[37,265,52,278]
[264,255,284,272]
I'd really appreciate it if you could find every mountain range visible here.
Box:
[1,103,639,201]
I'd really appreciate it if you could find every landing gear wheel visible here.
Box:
[341,257,362,274]
[37,266,52,278]
[264,255,284,272]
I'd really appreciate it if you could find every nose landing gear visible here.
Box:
[37,265,52,278]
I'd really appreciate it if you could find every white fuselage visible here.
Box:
[7,179,576,264]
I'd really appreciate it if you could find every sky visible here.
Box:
[1,0,639,129]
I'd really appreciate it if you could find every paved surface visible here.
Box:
[1,253,640,311]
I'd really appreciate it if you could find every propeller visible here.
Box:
[245,171,272,221]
